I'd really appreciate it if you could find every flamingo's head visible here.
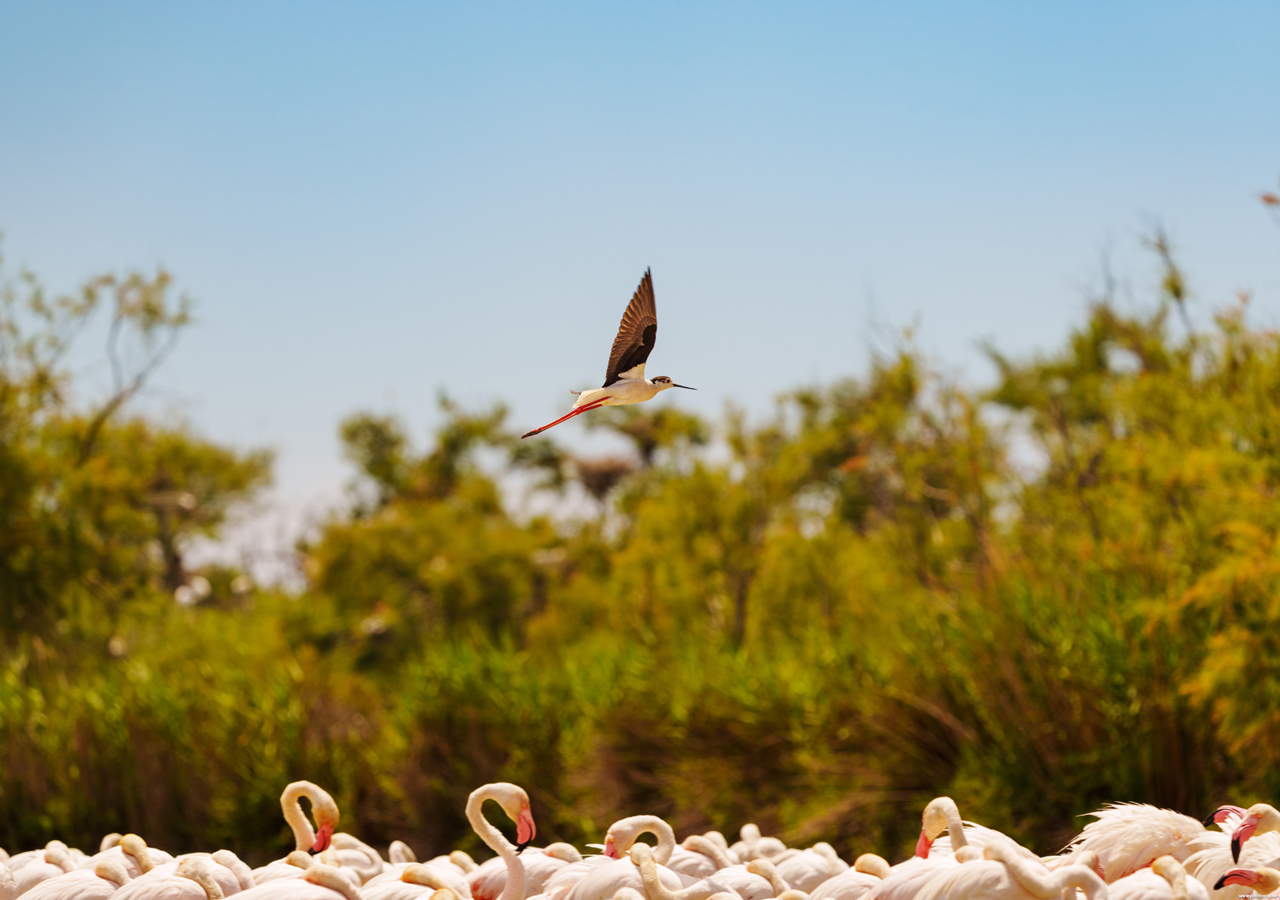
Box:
[307,787,341,853]
[603,834,621,860]
[1217,867,1280,894]
[1203,804,1247,828]
[1231,804,1280,862]
[916,797,957,859]
[312,820,336,853]
[514,804,536,854]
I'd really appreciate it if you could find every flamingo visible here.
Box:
[1108,856,1208,900]
[773,845,847,893]
[859,845,983,900]
[1182,809,1280,900]
[17,860,132,900]
[914,798,1036,863]
[81,836,173,882]
[627,844,726,900]
[365,865,472,900]
[461,783,537,900]
[557,820,707,900]
[15,843,80,895]
[730,828,786,864]
[542,816,680,900]
[1,863,15,900]
[1214,866,1280,896]
[466,846,580,900]
[1228,803,1280,862]
[227,865,362,900]
[328,838,384,886]
[136,853,257,898]
[665,838,737,879]
[250,784,344,885]
[806,854,889,900]
[1062,803,1210,881]
[911,838,1105,900]
[111,858,229,900]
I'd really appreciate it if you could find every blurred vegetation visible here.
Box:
[2,225,1280,866]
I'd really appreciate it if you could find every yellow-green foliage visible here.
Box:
[3,242,1280,864]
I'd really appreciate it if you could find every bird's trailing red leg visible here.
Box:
[521,399,609,438]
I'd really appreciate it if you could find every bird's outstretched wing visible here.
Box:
[603,269,657,387]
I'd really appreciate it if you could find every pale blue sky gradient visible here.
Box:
[2,2,1279,554]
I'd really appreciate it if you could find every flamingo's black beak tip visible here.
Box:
[516,841,531,855]
[1232,836,1242,862]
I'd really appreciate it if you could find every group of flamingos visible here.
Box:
[3,783,1280,900]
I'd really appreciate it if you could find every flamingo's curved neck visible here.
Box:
[615,817,676,866]
[466,789,526,900]
[989,842,1088,899]
[682,836,734,871]
[282,784,321,852]
[941,801,967,849]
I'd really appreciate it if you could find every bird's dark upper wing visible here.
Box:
[603,269,657,387]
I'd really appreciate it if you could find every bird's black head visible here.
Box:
[652,376,696,390]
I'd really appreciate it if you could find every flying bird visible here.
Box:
[521,269,695,439]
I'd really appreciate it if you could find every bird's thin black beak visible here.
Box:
[673,384,696,390]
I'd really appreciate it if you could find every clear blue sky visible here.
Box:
[2,2,1279,543]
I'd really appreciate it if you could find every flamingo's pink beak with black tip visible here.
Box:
[1216,868,1260,891]
[603,836,620,860]
[313,821,335,852]
[515,806,536,854]
[1232,813,1260,862]
[915,830,932,859]
[1204,805,1247,827]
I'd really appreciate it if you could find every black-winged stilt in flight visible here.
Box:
[521,269,695,439]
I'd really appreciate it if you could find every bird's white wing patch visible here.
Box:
[616,363,646,382]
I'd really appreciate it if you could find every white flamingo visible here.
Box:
[1182,808,1280,900]
[1,863,15,900]
[859,845,983,900]
[914,799,1035,862]
[773,845,847,893]
[556,818,706,900]
[18,859,132,900]
[365,865,473,900]
[16,842,81,895]
[1213,866,1280,896]
[251,784,344,885]
[81,836,174,882]
[466,845,579,900]
[911,837,1105,900]
[627,844,727,900]
[730,828,786,864]
[665,838,737,880]
[542,816,679,900]
[328,838,384,886]
[1062,803,1208,881]
[460,783,537,900]
[1108,856,1208,900]
[806,855,889,900]
[1228,803,1280,862]
[137,852,257,898]
[111,858,230,900]
[229,865,363,900]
